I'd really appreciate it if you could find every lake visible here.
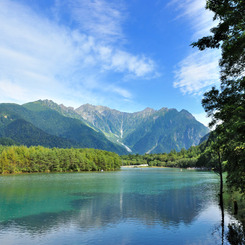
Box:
[0,168,236,244]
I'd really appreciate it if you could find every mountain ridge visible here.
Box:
[0,102,128,154]
[35,100,209,154]
[0,99,209,154]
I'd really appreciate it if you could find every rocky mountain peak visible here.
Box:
[180,109,195,119]
[76,104,110,113]
[21,100,209,154]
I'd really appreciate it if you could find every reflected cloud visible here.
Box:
[0,170,233,244]
[1,184,215,234]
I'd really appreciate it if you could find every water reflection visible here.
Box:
[1,184,214,233]
[72,187,205,228]
[0,169,236,244]
[226,222,245,244]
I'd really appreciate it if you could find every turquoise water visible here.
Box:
[0,168,235,244]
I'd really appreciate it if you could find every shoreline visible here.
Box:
[121,165,211,171]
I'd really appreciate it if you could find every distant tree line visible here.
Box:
[0,133,226,174]
[121,131,238,171]
[121,144,208,168]
[0,145,121,174]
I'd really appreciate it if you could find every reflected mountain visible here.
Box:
[0,183,216,235]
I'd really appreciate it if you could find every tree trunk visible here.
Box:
[218,150,224,244]
[218,151,223,206]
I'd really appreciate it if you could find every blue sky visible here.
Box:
[0,0,221,126]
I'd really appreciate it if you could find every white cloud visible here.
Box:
[66,0,125,43]
[0,0,156,107]
[182,0,216,40]
[193,112,211,127]
[174,50,220,95]
[101,50,155,77]
[170,0,221,95]
[168,0,216,39]
[110,86,132,99]
[0,80,27,102]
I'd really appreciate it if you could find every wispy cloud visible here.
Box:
[168,0,215,39]
[0,0,156,107]
[110,86,132,99]
[100,49,155,77]
[170,0,221,95]
[66,0,126,43]
[193,112,212,127]
[0,79,27,102]
[173,50,220,95]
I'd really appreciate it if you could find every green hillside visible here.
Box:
[0,103,127,154]
[0,100,209,155]
[0,119,75,148]
[124,109,209,154]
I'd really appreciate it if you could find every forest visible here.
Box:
[0,135,213,174]
[0,145,121,174]
[121,147,201,168]
[120,136,215,169]
[0,131,227,174]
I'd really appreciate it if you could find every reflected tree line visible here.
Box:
[0,183,210,236]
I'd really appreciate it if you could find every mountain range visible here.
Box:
[0,100,209,154]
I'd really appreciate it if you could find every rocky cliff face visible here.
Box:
[74,104,209,154]
[32,100,209,154]
[36,100,209,154]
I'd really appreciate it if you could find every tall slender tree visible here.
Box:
[192,0,245,194]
